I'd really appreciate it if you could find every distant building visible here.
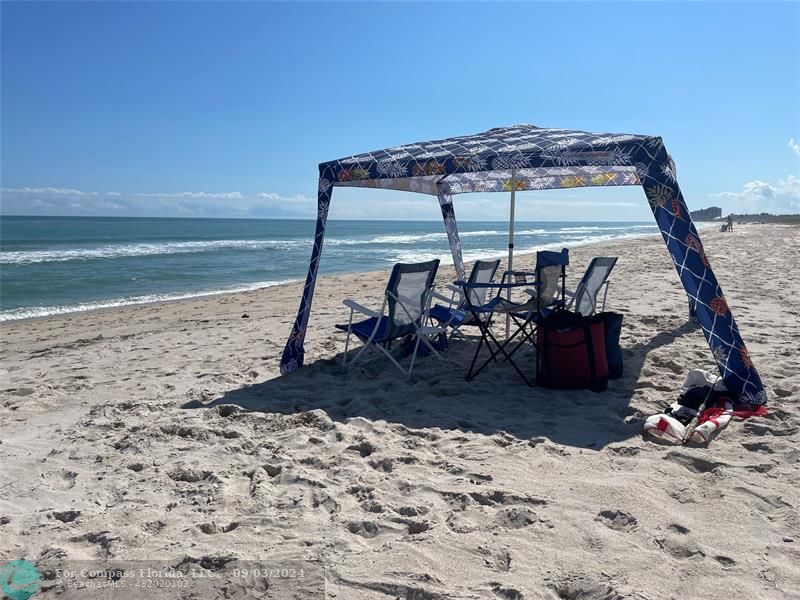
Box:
[690,206,722,221]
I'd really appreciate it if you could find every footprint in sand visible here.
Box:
[299,456,327,469]
[606,446,640,458]
[68,531,117,559]
[493,507,538,529]
[595,510,637,532]
[168,466,217,483]
[732,485,793,515]
[714,555,737,568]
[346,440,376,458]
[196,522,239,534]
[550,574,623,600]
[141,520,166,534]
[442,492,474,512]
[394,505,429,517]
[663,451,724,473]
[744,421,797,437]
[311,490,339,512]
[360,500,384,513]
[368,457,395,472]
[50,510,81,523]
[655,526,706,560]
[479,546,512,572]
[469,490,548,508]
[216,404,241,418]
[390,517,431,535]
[741,441,775,454]
[489,582,524,599]
[668,523,690,534]
[346,520,382,538]
[51,470,78,490]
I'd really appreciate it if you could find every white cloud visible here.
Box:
[789,138,800,158]
[1,186,99,196]
[1,184,651,220]
[135,191,245,199]
[257,192,313,203]
[712,175,800,213]
[0,186,319,218]
[326,185,650,221]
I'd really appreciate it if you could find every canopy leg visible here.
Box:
[506,169,517,340]
[437,187,465,281]
[280,176,332,373]
[639,145,765,405]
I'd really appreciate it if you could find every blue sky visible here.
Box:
[1,1,798,220]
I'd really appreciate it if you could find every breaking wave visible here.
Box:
[0,239,310,265]
[0,279,297,322]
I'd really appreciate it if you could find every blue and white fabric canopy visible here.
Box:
[280,124,766,406]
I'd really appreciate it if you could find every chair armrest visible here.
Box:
[446,284,463,295]
[563,288,576,299]
[523,280,544,297]
[430,291,454,304]
[458,280,519,289]
[501,270,537,282]
[343,299,380,318]
[418,325,445,335]
[510,270,537,278]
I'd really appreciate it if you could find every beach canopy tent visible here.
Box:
[280,124,766,406]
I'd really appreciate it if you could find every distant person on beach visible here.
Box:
[727,215,734,232]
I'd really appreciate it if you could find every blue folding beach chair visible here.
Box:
[335,259,444,375]
[429,258,500,338]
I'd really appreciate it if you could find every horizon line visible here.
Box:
[0,213,665,223]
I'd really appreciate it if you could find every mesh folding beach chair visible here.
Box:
[335,259,444,375]
[565,256,618,316]
[429,258,500,338]
[498,247,570,354]
[524,248,570,315]
[456,249,570,385]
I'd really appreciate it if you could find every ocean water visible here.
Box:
[1,216,666,321]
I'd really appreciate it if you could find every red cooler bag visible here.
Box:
[536,310,609,391]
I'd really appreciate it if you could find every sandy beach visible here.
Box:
[1,223,799,599]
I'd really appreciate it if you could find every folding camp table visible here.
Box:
[457,278,543,386]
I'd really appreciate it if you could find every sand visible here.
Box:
[1,224,798,599]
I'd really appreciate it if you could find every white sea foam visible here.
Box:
[0,239,311,265]
[370,233,446,244]
[557,225,626,232]
[325,233,443,246]
[390,248,496,266]
[2,222,678,320]
[0,279,298,322]
[389,228,664,267]
[326,229,549,247]
[460,228,548,237]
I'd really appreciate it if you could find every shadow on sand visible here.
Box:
[183,320,701,450]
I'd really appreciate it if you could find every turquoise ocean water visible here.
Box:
[1,216,669,321]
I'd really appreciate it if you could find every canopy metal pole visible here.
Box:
[506,169,516,339]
